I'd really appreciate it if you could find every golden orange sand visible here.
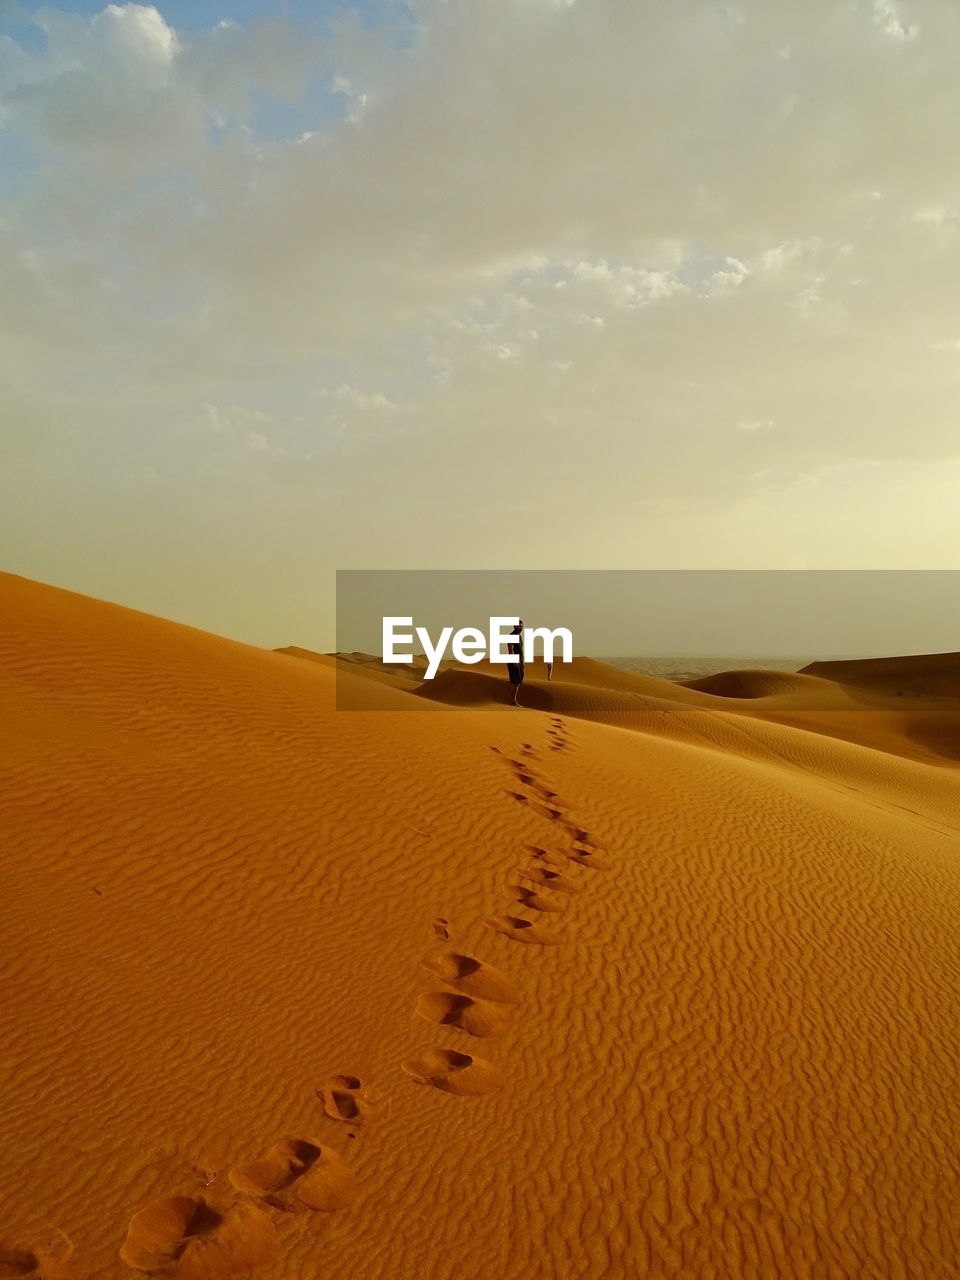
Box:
[2,571,959,1279]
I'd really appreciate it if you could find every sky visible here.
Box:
[336,571,960,659]
[2,0,960,650]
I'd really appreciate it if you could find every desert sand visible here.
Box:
[2,571,959,1279]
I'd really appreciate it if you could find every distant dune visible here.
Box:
[2,572,959,1278]
[681,669,829,699]
[802,651,960,697]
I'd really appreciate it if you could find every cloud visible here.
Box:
[91,4,178,65]
[871,0,919,41]
[2,0,960,644]
[1,4,324,174]
[571,259,688,308]
[327,385,399,411]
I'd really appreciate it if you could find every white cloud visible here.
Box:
[3,0,960,644]
[871,0,919,41]
[706,257,750,294]
[0,4,324,174]
[759,239,823,275]
[571,259,687,308]
[92,4,179,66]
[329,385,398,411]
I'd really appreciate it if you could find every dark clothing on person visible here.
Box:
[507,630,524,686]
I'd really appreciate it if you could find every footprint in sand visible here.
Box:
[526,844,568,867]
[554,821,593,845]
[510,768,565,807]
[515,864,580,895]
[432,916,451,941]
[531,799,567,822]
[415,991,512,1038]
[229,1138,357,1212]
[319,1075,373,1125]
[526,829,603,871]
[422,951,521,1004]
[0,1248,37,1278]
[569,847,610,871]
[0,1238,73,1280]
[401,1048,506,1096]
[536,785,564,803]
[507,883,568,913]
[509,793,566,824]
[570,833,593,848]
[482,915,562,946]
[120,1196,278,1277]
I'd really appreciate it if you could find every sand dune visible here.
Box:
[682,669,831,699]
[2,572,960,1278]
[802,651,960,697]
[410,657,960,767]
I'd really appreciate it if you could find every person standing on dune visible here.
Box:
[507,620,524,706]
